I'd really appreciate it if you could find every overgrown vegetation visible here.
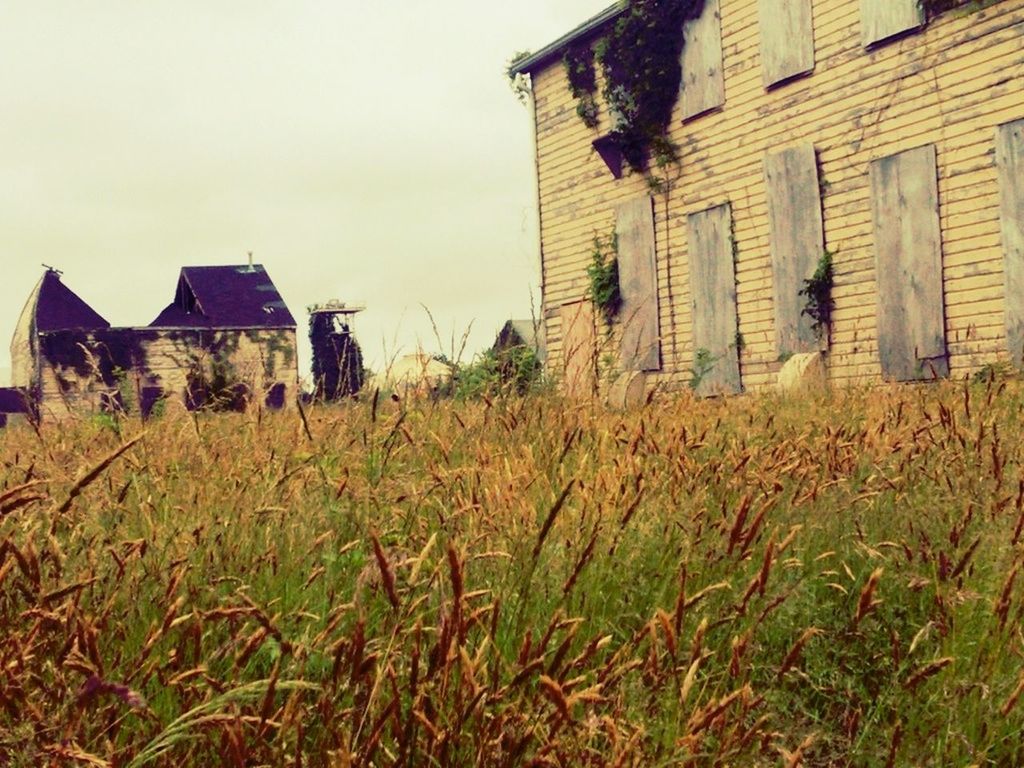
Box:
[3,381,1024,764]
[505,50,533,105]
[560,0,707,173]
[184,352,249,412]
[435,345,544,400]
[563,44,600,129]
[921,0,1004,19]
[309,314,364,402]
[800,250,835,344]
[689,346,719,390]
[597,0,705,171]
[586,232,621,325]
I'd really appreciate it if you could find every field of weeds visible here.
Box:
[2,381,1024,766]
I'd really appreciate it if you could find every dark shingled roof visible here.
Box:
[0,388,31,414]
[150,265,296,329]
[35,270,110,332]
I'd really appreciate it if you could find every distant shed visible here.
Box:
[494,319,547,364]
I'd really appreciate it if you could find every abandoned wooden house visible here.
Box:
[6,265,299,421]
[510,0,1024,396]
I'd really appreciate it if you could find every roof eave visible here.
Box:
[510,3,625,76]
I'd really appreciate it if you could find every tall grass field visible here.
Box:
[2,381,1024,766]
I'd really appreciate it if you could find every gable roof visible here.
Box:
[150,264,296,329]
[31,270,111,332]
[509,3,624,76]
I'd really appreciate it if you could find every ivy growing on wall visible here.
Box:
[586,232,621,325]
[506,50,533,105]
[800,250,835,343]
[552,0,1006,173]
[563,43,600,129]
[310,314,364,401]
[564,0,707,173]
[920,0,1003,19]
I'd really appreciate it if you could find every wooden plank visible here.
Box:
[764,143,825,356]
[997,119,1024,367]
[680,0,725,121]
[870,145,949,381]
[559,300,596,399]
[860,0,924,47]
[759,0,815,87]
[616,196,661,371]
[687,203,741,395]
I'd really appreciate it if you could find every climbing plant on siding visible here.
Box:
[587,232,621,326]
[310,314,364,401]
[920,0,1004,18]
[506,50,533,105]
[563,43,600,129]
[565,0,707,173]
[799,250,835,343]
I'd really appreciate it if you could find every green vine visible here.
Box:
[563,44,600,129]
[561,0,706,173]
[689,347,719,390]
[550,0,1003,170]
[800,250,835,342]
[586,232,621,325]
[506,51,533,105]
[919,0,1003,19]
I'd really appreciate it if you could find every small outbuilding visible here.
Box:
[493,319,546,364]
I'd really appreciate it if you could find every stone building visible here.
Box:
[5,265,299,421]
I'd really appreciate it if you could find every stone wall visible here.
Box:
[34,327,298,420]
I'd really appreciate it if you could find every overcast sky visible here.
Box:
[0,1,609,381]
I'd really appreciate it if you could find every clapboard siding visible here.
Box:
[530,0,1024,392]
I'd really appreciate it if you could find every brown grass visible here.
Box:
[0,380,1023,765]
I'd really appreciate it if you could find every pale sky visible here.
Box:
[0,1,609,381]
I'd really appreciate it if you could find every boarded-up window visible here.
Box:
[764,143,825,356]
[759,0,815,87]
[560,300,596,398]
[861,0,924,47]
[616,196,661,371]
[869,145,948,381]
[680,0,724,121]
[997,119,1024,367]
[687,203,741,395]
